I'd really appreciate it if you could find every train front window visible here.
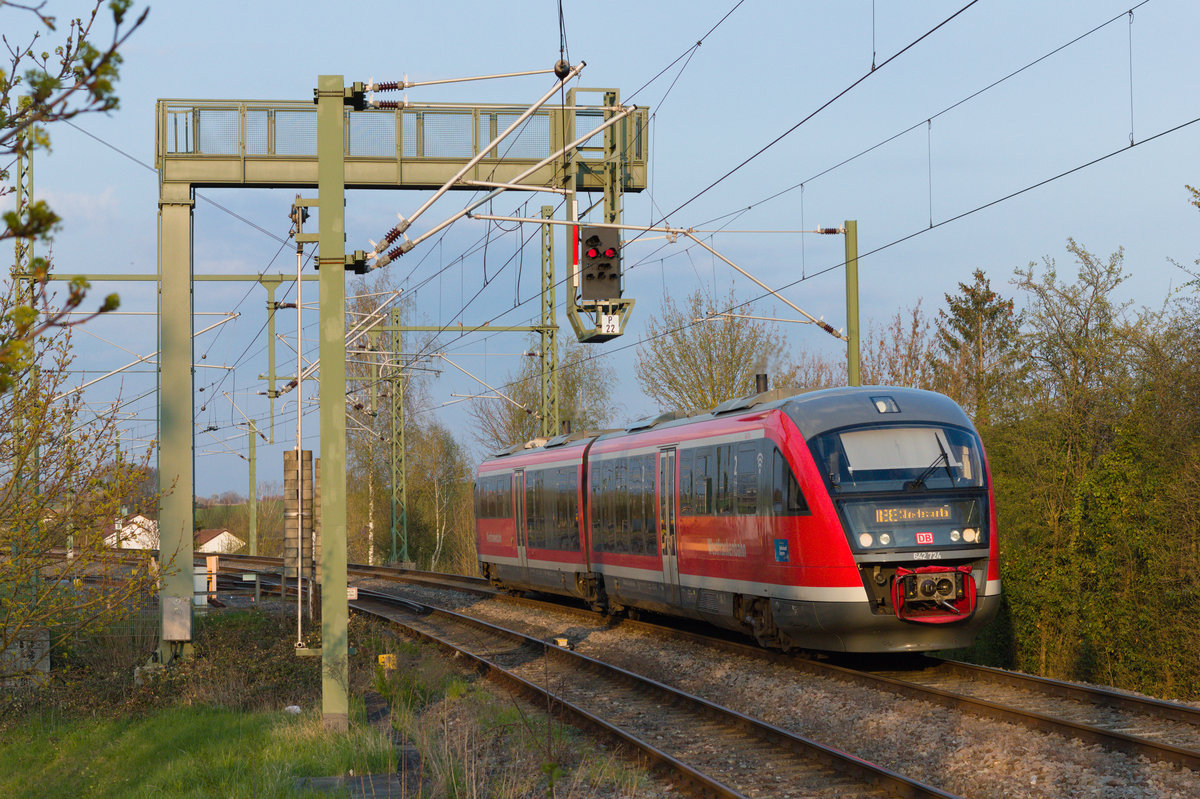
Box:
[809,425,985,494]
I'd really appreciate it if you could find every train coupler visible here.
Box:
[890,564,976,623]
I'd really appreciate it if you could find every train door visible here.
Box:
[514,469,529,578]
[659,447,680,605]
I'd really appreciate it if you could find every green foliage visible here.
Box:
[953,233,1200,699]
[1,1,146,396]
[931,269,1023,427]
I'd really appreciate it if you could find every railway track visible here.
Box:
[215,554,1200,776]
[863,658,1200,769]
[350,586,957,799]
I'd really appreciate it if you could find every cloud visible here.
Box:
[38,186,121,231]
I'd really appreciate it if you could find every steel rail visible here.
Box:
[351,587,958,799]
[214,554,1200,771]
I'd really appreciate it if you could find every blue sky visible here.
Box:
[11,0,1200,497]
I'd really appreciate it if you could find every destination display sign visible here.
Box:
[874,505,952,525]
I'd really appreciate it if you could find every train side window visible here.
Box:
[554,467,577,550]
[525,470,541,549]
[678,449,693,515]
[715,445,733,515]
[637,453,656,554]
[612,458,627,553]
[736,442,759,515]
[603,460,617,552]
[590,464,604,552]
[691,443,705,513]
[628,458,643,554]
[567,467,578,548]
[592,462,602,552]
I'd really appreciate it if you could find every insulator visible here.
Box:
[376,101,401,110]
[375,80,402,92]
[381,228,402,247]
[818,227,842,235]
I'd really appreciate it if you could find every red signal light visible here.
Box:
[585,247,600,258]
[603,247,617,258]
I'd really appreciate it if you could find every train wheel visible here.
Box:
[748,598,786,651]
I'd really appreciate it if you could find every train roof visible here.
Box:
[777,386,975,439]
[480,386,975,470]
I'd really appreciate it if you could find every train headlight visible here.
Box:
[963,528,979,543]
[879,533,892,546]
[858,533,874,548]
[950,530,961,542]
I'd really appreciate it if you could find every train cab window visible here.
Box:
[772,448,810,516]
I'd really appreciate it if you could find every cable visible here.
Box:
[694,1,1152,229]
[626,0,746,104]
[639,1,981,240]
[411,112,1200,418]
[64,119,290,245]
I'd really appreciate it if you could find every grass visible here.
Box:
[0,706,392,799]
[366,633,660,797]
[1,607,665,798]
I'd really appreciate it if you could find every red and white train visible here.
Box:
[475,386,1000,653]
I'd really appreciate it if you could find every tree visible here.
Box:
[471,334,617,450]
[0,289,159,682]
[860,302,935,389]
[992,240,1137,679]
[406,421,473,572]
[1,1,147,393]
[930,270,1023,427]
[1013,238,1134,467]
[0,1,149,683]
[1169,184,1200,290]
[635,287,793,414]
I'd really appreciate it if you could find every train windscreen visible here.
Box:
[809,425,985,494]
[809,425,989,553]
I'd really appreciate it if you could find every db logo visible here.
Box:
[916,532,934,545]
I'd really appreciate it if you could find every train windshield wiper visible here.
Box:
[905,452,948,491]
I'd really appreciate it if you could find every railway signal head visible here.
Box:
[580,226,622,301]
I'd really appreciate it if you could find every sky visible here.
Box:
[7,0,1199,498]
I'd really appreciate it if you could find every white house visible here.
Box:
[195,528,245,554]
[104,514,159,550]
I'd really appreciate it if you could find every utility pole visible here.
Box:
[388,306,409,564]
[817,220,861,386]
[844,219,860,387]
[367,331,378,566]
[540,205,558,438]
[314,74,365,731]
[247,421,258,555]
